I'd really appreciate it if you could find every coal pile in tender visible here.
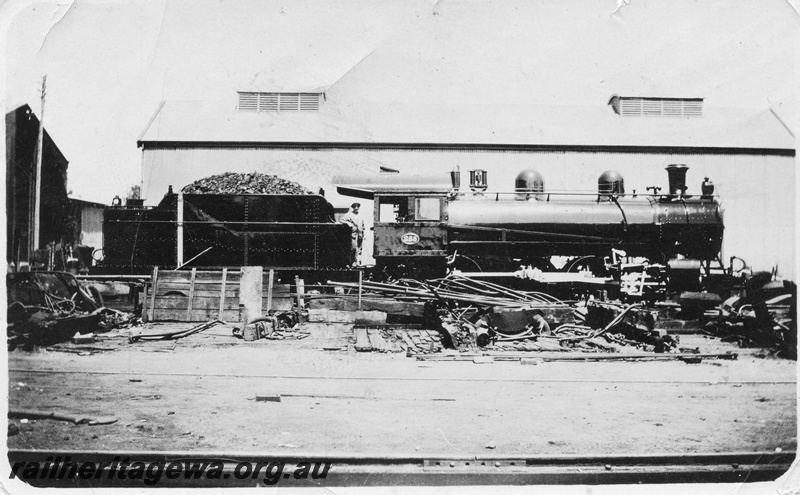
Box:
[181,172,314,195]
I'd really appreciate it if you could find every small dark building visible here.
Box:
[6,104,72,265]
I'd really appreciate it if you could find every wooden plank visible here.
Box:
[266,269,274,312]
[367,329,387,352]
[148,266,158,322]
[354,311,388,325]
[295,277,305,307]
[306,297,425,317]
[156,284,239,299]
[307,308,328,323]
[399,330,417,351]
[307,309,355,323]
[157,271,242,283]
[157,278,242,285]
[262,297,293,311]
[156,277,240,285]
[218,267,227,320]
[157,281,239,292]
[307,298,345,311]
[154,297,240,311]
[354,328,372,352]
[358,270,362,310]
[189,272,241,282]
[142,283,149,323]
[185,268,197,321]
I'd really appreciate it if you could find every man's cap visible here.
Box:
[351,202,361,209]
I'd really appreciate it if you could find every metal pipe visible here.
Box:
[173,247,212,271]
[589,302,643,339]
[105,220,341,226]
[176,193,184,267]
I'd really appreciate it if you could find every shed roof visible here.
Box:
[137,0,796,154]
[68,196,107,208]
[7,104,70,165]
[138,100,794,153]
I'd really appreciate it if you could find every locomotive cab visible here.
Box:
[373,193,448,257]
[334,174,454,277]
[371,192,450,278]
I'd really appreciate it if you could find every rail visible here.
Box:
[8,449,793,487]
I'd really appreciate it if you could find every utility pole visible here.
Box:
[30,75,47,262]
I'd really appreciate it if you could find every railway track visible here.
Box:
[8,449,794,487]
[9,367,797,385]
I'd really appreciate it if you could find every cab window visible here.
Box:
[377,196,408,223]
[414,197,441,221]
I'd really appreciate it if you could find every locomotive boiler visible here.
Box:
[337,164,724,278]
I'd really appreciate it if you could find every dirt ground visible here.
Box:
[7,322,797,456]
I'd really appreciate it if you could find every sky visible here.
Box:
[4,0,421,203]
[3,0,798,204]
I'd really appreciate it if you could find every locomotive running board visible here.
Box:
[8,449,794,487]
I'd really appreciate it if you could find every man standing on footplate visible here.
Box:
[339,202,364,267]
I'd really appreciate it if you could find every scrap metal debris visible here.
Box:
[702,288,796,359]
[330,276,568,309]
[331,276,692,355]
[129,320,223,343]
[7,272,140,351]
[483,302,677,354]
[233,312,310,341]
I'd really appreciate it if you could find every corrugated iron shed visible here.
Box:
[139,100,794,153]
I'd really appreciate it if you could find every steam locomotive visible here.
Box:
[336,164,724,281]
[101,164,723,295]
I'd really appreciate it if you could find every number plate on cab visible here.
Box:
[400,233,420,245]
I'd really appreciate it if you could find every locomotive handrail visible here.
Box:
[106,220,342,226]
[451,190,716,199]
